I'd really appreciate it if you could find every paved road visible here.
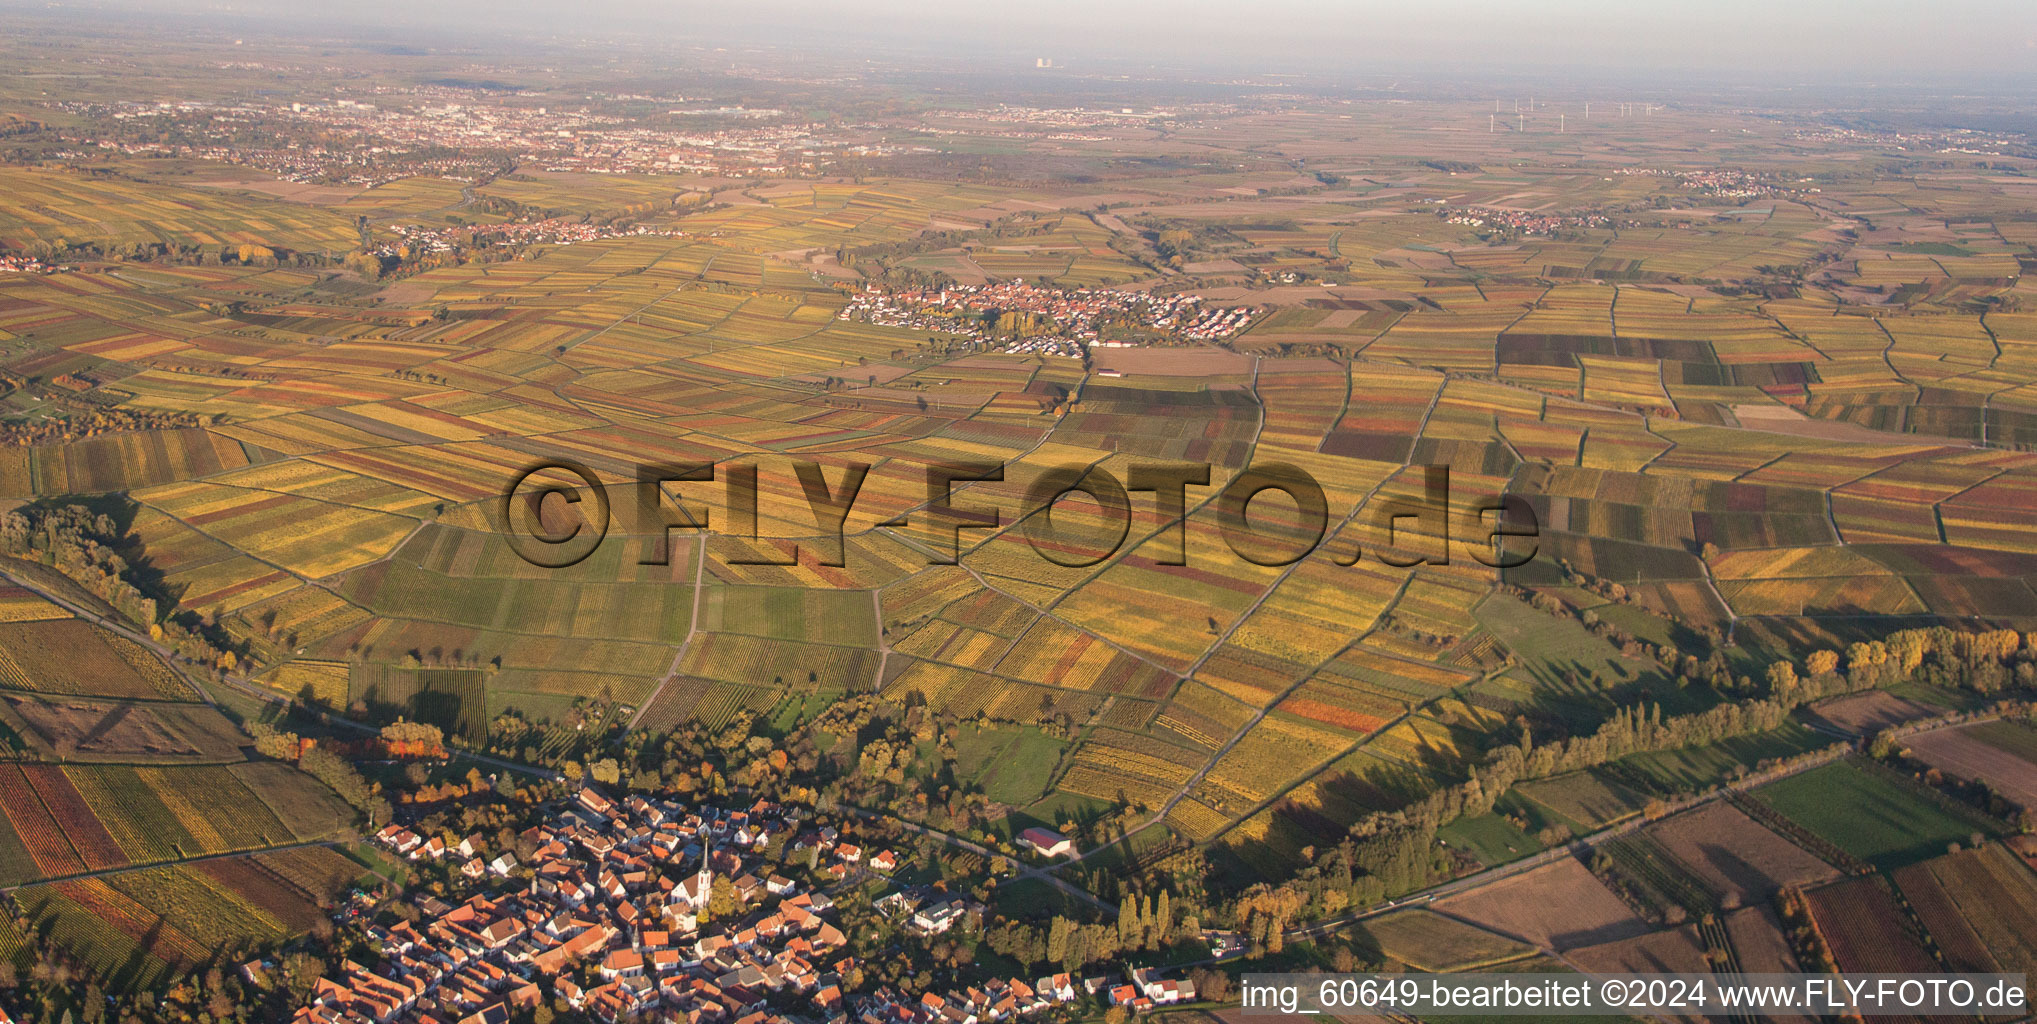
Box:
[0,562,561,784]
[839,806,1111,913]
[0,563,219,705]
[1278,742,1853,946]
[235,679,565,783]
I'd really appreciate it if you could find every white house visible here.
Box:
[1016,827,1075,858]
[912,899,966,935]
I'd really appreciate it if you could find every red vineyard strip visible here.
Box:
[0,764,85,878]
[20,765,129,872]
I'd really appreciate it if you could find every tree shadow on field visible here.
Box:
[1692,840,1773,904]
[75,702,135,752]
[109,914,173,993]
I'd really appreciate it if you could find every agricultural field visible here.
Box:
[0,586,67,624]
[1643,803,1839,906]
[8,843,359,988]
[1510,772,1649,833]
[946,724,1066,809]
[1753,759,2001,870]
[0,693,247,762]
[1802,877,1939,974]
[3,30,2037,1007]
[0,618,193,701]
[1354,908,1538,972]
[1433,812,1540,868]
[0,762,350,886]
[0,170,2029,811]
[1564,926,1711,974]
[1722,906,1803,976]
[1899,720,2037,809]
[1434,857,1653,951]
[3,150,2020,810]
[1611,722,1832,795]
[1802,691,1945,736]
[1891,843,2037,977]
[0,167,361,252]
[0,602,351,890]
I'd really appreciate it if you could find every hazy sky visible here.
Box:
[42,0,2037,80]
[663,0,2037,77]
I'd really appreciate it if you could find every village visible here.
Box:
[838,281,1257,352]
[291,788,1197,1024]
[1438,204,1612,236]
[0,253,66,274]
[374,219,689,263]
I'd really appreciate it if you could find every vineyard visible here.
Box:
[14,879,196,989]
[1644,802,1839,905]
[0,765,86,879]
[1893,859,2001,974]
[1,60,2037,1000]
[0,620,184,700]
[0,587,65,624]
[4,845,353,990]
[1600,834,1720,919]
[1903,844,2037,976]
[253,845,369,900]
[0,756,350,887]
[5,211,2032,828]
[1803,877,1939,974]
[1357,909,1537,972]
[104,865,292,950]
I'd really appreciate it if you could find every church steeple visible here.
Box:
[696,827,713,904]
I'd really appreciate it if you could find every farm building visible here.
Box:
[1017,827,1075,858]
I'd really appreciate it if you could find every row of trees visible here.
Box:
[0,503,243,673]
[0,505,156,626]
[0,401,200,449]
[1173,594,2037,937]
[249,720,391,825]
[15,237,323,269]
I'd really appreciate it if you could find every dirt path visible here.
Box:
[870,588,891,692]
[0,838,346,894]
[628,537,710,729]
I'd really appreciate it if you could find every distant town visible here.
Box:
[47,93,920,183]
